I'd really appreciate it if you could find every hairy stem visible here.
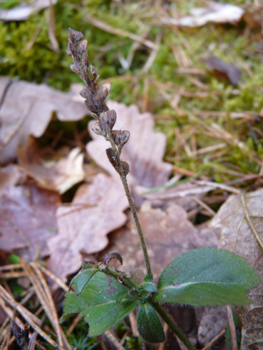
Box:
[151,302,196,350]
[119,161,152,276]
[112,142,152,275]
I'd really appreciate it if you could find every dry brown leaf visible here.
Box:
[18,136,85,194]
[0,80,87,165]
[87,101,172,187]
[0,164,25,196]
[203,57,241,85]
[0,183,60,260]
[47,173,128,281]
[0,0,57,21]
[161,2,244,27]
[99,202,219,280]
[210,188,263,350]
[243,5,263,28]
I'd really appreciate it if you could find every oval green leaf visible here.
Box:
[155,248,260,306]
[137,302,165,343]
[61,271,138,335]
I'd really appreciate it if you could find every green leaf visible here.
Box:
[137,303,165,343]
[61,272,138,336]
[128,287,150,303]
[155,248,260,306]
[71,263,99,295]
[141,274,157,294]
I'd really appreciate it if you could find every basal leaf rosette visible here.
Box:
[155,248,260,306]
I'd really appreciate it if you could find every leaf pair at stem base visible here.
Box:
[61,248,260,344]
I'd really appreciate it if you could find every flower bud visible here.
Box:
[112,129,130,147]
[70,64,79,74]
[100,110,117,129]
[82,51,89,66]
[78,39,87,54]
[80,86,93,99]
[121,161,129,176]
[66,42,72,56]
[106,148,118,172]
[90,121,104,135]
[69,28,83,42]
[90,64,99,83]
[98,83,111,99]
[68,41,78,57]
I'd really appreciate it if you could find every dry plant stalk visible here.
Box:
[66,28,152,275]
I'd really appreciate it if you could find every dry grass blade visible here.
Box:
[0,264,23,271]
[47,0,60,52]
[241,194,263,249]
[141,34,161,74]
[191,196,216,216]
[66,314,82,336]
[28,332,38,350]
[226,306,238,350]
[82,13,158,50]
[0,285,63,349]
[19,259,71,350]
[105,330,126,350]
[29,261,64,348]
[129,311,138,337]
[193,180,241,194]
[201,329,225,350]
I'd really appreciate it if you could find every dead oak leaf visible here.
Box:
[99,202,219,281]
[47,173,128,281]
[0,183,60,260]
[160,2,244,27]
[87,101,172,187]
[0,0,57,21]
[210,188,263,350]
[0,79,87,165]
[17,136,85,194]
[0,164,25,196]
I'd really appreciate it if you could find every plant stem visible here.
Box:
[118,156,152,276]
[108,137,152,275]
[151,302,196,350]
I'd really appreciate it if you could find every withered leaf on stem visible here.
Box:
[87,101,172,187]
[47,173,129,281]
[211,188,263,349]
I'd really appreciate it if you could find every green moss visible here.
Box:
[1,0,262,182]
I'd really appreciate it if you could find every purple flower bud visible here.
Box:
[100,110,117,129]
[90,121,104,136]
[69,28,83,42]
[112,129,130,147]
[97,83,111,99]
[70,64,79,74]
[121,161,129,176]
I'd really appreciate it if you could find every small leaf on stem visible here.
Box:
[137,302,165,343]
